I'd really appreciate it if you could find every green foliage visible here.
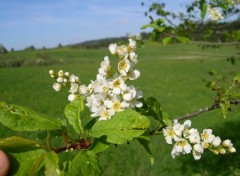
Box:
[89,109,150,144]
[0,102,62,131]
[200,0,207,21]
[8,149,46,176]
[44,152,62,176]
[64,97,84,135]
[69,150,103,176]
[0,136,41,152]
[0,40,239,175]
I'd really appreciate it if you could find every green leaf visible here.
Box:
[0,102,61,131]
[90,136,111,153]
[64,97,84,135]
[8,149,46,176]
[176,36,190,44]
[141,24,153,29]
[69,150,103,176]
[45,151,62,176]
[162,37,172,45]
[200,0,207,21]
[233,74,240,85]
[0,136,41,152]
[137,136,154,165]
[89,109,150,144]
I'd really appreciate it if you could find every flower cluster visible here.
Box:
[49,39,143,120]
[207,5,224,21]
[228,0,240,5]
[163,120,236,160]
[49,70,81,101]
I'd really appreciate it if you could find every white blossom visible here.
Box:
[173,122,184,137]
[118,59,131,76]
[49,70,54,75]
[128,70,140,80]
[163,126,179,144]
[69,83,79,94]
[222,139,232,148]
[201,129,215,143]
[58,70,64,77]
[111,77,126,94]
[57,77,63,83]
[53,83,61,91]
[193,144,204,160]
[171,138,192,158]
[129,52,138,64]
[68,94,77,102]
[128,39,137,49]
[228,147,236,153]
[109,43,118,55]
[212,136,221,147]
[188,128,201,144]
[117,45,128,58]
[207,5,224,21]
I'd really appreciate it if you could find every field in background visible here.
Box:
[0,42,240,175]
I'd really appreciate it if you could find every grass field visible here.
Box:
[0,42,240,175]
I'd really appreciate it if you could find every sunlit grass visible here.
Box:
[0,42,239,175]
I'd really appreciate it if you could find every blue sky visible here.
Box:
[0,0,189,50]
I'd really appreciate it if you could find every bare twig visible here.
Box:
[174,99,240,121]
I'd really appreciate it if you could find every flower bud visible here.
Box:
[202,142,209,149]
[57,77,63,83]
[64,72,70,76]
[212,136,221,147]
[70,83,79,94]
[109,43,118,55]
[212,150,219,155]
[128,39,136,49]
[49,70,54,75]
[218,148,226,154]
[117,45,128,58]
[68,94,77,102]
[228,147,236,153]
[53,83,61,91]
[58,70,64,77]
[222,139,231,148]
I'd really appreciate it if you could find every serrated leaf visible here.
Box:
[0,102,61,131]
[90,136,111,153]
[69,150,103,176]
[89,109,150,144]
[8,149,46,176]
[64,97,84,135]
[0,136,41,152]
[45,151,62,176]
[162,37,172,45]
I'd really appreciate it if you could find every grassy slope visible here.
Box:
[0,42,239,175]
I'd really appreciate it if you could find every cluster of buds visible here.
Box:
[49,39,143,120]
[228,0,240,5]
[207,5,224,21]
[49,70,80,101]
[163,120,236,160]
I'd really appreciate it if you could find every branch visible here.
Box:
[52,139,91,153]
[174,99,240,121]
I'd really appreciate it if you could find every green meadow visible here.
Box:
[0,42,240,175]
